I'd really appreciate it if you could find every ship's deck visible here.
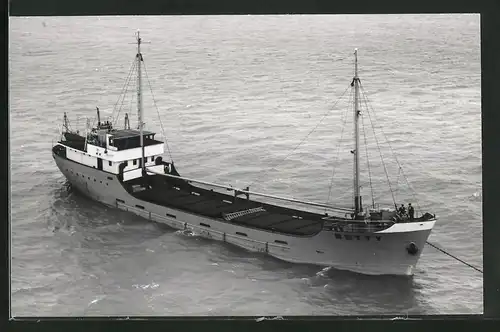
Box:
[127,174,326,236]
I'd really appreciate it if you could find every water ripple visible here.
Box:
[10,14,481,316]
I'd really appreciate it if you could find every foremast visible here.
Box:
[352,49,363,217]
[136,30,145,173]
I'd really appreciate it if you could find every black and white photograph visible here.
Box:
[9,14,482,316]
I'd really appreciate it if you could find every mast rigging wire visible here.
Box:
[360,108,376,208]
[87,56,138,130]
[111,58,138,127]
[247,84,352,188]
[359,86,397,208]
[142,60,174,163]
[78,52,174,163]
[325,86,353,210]
[359,82,421,213]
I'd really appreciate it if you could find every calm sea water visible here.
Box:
[9,14,482,316]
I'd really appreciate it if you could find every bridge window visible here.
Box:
[235,232,247,237]
[135,205,145,210]
[133,159,137,165]
[200,223,211,228]
[166,213,176,219]
[275,240,288,245]
[108,161,112,166]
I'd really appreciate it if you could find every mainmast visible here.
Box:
[136,30,145,172]
[353,49,362,216]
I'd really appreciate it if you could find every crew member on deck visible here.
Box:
[408,203,415,221]
[398,204,406,217]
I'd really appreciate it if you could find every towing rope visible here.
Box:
[426,241,483,274]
